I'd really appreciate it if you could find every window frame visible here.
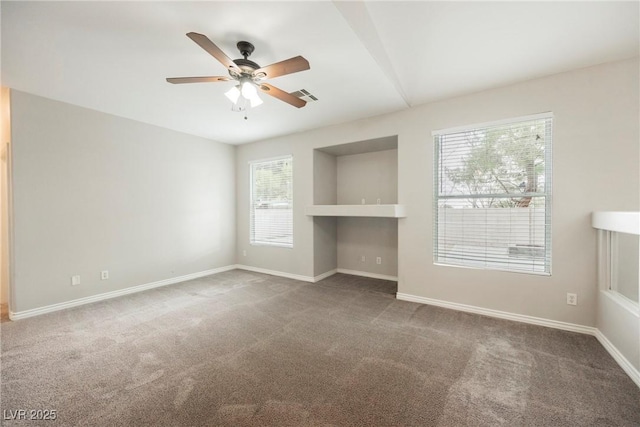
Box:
[432,112,553,275]
[249,155,294,248]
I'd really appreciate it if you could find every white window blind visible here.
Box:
[433,114,552,274]
[250,156,293,247]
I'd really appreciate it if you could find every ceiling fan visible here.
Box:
[167,32,310,111]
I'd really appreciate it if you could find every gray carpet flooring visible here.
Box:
[1,270,639,426]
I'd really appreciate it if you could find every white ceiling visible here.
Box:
[2,1,638,145]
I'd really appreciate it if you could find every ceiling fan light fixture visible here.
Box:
[226,83,262,112]
[226,78,262,110]
[231,97,248,113]
[241,79,257,99]
[241,79,263,106]
[249,95,263,108]
[224,85,241,103]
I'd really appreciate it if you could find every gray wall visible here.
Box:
[336,149,398,277]
[313,150,337,205]
[337,217,398,277]
[236,58,639,327]
[311,148,399,277]
[336,150,397,205]
[236,139,313,275]
[10,91,236,313]
[1,87,10,306]
[313,150,337,276]
[313,217,337,276]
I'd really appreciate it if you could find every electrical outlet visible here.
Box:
[101,270,109,280]
[376,257,382,265]
[567,293,577,306]
[361,198,366,205]
[361,255,366,262]
[242,250,247,257]
[71,275,81,286]
[376,198,381,205]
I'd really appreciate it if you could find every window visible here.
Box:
[250,156,293,247]
[433,113,552,274]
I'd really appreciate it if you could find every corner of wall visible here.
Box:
[0,86,11,308]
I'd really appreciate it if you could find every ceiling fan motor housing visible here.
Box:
[232,41,260,74]
[233,58,260,70]
[237,41,255,58]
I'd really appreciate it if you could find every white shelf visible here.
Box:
[592,211,640,235]
[305,204,406,218]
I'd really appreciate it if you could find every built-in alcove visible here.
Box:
[310,136,401,280]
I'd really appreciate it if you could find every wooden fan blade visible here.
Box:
[166,76,232,84]
[186,32,240,73]
[254,56,310,79]
[258,83,306,108]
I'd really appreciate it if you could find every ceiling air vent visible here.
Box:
[291,89,318,102]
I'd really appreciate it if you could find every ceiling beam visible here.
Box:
[333,0,410,108]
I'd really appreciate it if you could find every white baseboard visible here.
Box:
[396,292,640,389]
[234,264,316,283]
[234,265,398,283]
[9,265,237,320]
[396,292,595,335]
[594,329,640,388]
[314,269,337,282]
[336,268,398,282]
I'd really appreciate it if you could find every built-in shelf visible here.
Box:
[305,204,406,218]
[592,211,640,235]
